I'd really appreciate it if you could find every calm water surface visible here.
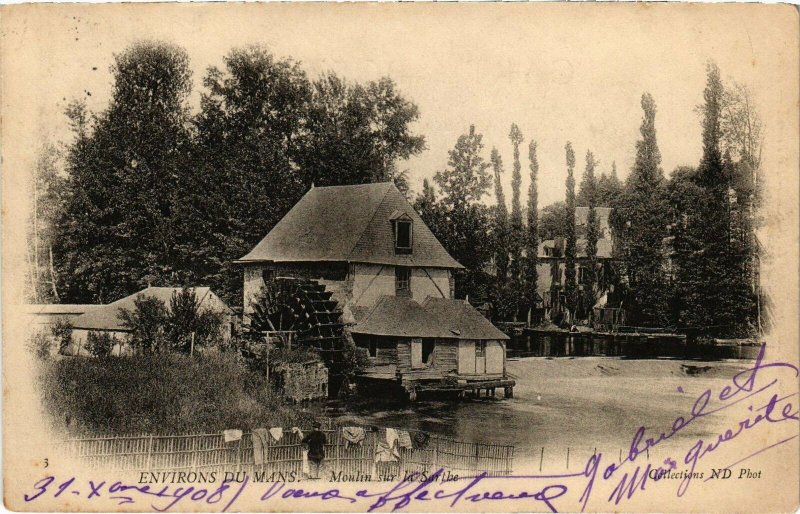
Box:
[506,331,761,360]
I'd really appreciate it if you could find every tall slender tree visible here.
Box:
[525,140,540,317]
[671,62,756,336]
[564,142,578,316]
[617,92,670,326]
[508,124,525,283]
[491,148,509,283]
[583,150,599,313]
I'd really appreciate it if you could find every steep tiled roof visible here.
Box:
[350,296,443,338]
[237,183,463,269]
[71,287,230,331]
[351,296,509,340]
[421,297,510,340]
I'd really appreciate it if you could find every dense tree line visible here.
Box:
[35,42,763,337]
[48,41,425,305]
[415,63,762,337]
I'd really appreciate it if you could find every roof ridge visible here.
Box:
[312,182,393,190]
[346,182,394,261]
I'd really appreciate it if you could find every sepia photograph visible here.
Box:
[2,3,798,512]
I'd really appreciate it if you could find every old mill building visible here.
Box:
[237,182,514,400]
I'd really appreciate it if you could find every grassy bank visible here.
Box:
[37,352,319,435]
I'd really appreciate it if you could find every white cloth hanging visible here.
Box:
[223,429,242,443]
[269,427,284,442]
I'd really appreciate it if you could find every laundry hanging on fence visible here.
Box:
[385,428,398,450]
[342,426,365,447]
[252,428,269,465]
[269,427,283,442]
[223,429,242,443]
[397,430,413,449]
[412,431,430,450]
[374,440,399,463]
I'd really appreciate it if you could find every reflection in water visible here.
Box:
[507,331,761,360]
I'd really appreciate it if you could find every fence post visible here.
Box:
[334,432,340,474]
[190,436,198,472]
[145,435,154,471]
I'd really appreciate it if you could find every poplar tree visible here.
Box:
[491,148,509,283]
[618,93,670,326]
[583,150,599,312]
[671,63,756,336]
[564,142,578,316]
[508,124,524,283]
[525,140,540,316]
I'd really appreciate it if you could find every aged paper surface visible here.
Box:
[2,3,798,512]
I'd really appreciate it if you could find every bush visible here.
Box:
[167,288,225,353]
[51,318,73,355]
[38,351,318,435]
[27,330,53,360]
[118,295,168,353]
[86,331,116,358]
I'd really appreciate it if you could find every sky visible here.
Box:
[3,3,797,210]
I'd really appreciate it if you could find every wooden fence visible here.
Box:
[60,427,514,478]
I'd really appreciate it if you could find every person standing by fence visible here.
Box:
[301,421,327,479]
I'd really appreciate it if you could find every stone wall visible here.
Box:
[272,360,329,402]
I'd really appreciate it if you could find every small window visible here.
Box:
[369,338,377,358]
[395,220,412,253]
[476,341,486,357]
[395,267,411,296]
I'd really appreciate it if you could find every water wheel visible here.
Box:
[249,277,345,354]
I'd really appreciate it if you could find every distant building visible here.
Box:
[69,286,233,355]
[22,304,98,328]
[536,207,616,314]
[238,182,514,399]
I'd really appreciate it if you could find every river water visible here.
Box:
[328,335,757,468]
[506,331,762,360]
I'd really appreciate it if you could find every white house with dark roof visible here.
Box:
[237,182,463,322]
[238,182,514,399]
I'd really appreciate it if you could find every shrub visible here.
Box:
[27,330,53,360]
[167,288,226,353]
[118,295,168,353]
[86,331,116,358]
[51,318,73,355]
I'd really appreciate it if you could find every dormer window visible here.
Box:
[396,220,412,250]
[390,211,413,254]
